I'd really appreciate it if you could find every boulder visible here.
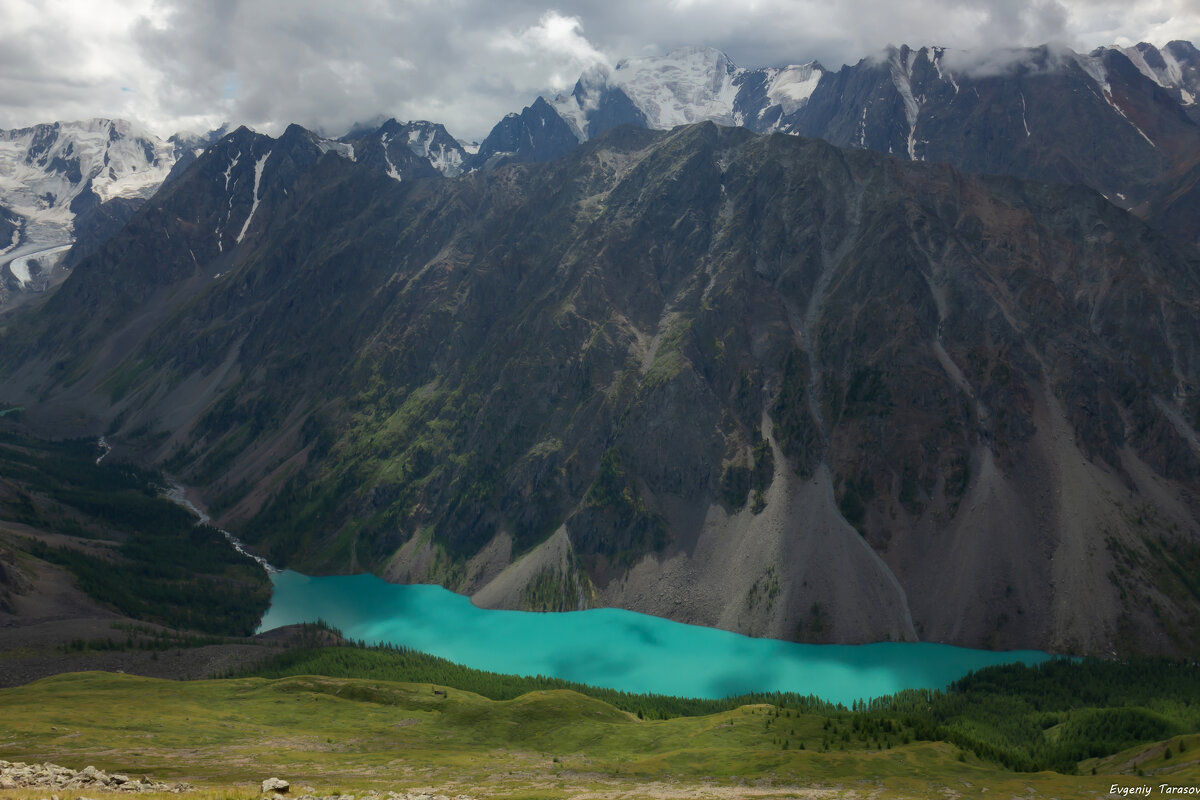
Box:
[262,778,290,794]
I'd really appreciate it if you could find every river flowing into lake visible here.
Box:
[259,570,1051,705]
[161,479,277,574]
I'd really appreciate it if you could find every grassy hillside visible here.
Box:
[241,638,1200,775]
[236,634,841,719]
[1,670,1197,799]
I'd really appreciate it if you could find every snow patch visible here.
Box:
[8,255,31,286]
[380,132,403,182]
[1120,43,1185,90]
[317,138,356,161]
[223,151,241,191]
[1076,52,1110,92]
[551,48,825,141]
[236,151,270,243]
[0,229,18,256]
[553,63,613,141]
[550,96,589,142]
[405,124,463,176]
[217,150,242,252]
[556,46,744,137]
[614,47,742,129]
[931,47,959,95]
[765,63,823,115]
[96,436,111,465]
[889,48,922,160]
[8,243,70,287]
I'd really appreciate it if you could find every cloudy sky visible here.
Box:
[1,0,1198,142]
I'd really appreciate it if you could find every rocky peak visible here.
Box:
[347,119,467,179]
[467,96,579,169]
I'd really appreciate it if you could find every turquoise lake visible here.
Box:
[259,570,1052,706]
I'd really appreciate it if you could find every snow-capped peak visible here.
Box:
[0,118,178,247]
[550,47,826,142]
[611,46,741,129]
[403,121,464,177]
[345,119,467,178]
[552,63,613,141]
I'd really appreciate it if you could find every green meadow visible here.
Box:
[1,667,1198,799]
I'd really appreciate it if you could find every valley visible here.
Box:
[0,413,1195,795]
[3,26,1200,797]
[7,117,1200,656]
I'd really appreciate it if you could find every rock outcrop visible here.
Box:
[0,761,193,793]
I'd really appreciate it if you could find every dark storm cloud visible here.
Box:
[0,0,1197,140]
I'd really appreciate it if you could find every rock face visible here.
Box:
[467,97,581,170]
[7,120,1200,657]
[0,760,193,793]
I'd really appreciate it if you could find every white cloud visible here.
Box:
[0,0,1196,141]
[1066,0,1200,48]
[489,11,610,92]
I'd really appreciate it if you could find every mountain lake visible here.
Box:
[259,569,1053,705]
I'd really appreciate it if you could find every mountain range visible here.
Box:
[505,41,1200,246]
[0,118,468,310]
[3,40,1200,658]
[4,39,1197,307]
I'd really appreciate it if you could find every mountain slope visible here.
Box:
[5,122,1200,657]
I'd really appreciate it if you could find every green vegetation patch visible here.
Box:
[26,526,269,636]
[241,633,1200,777]
[0,429,270,636]
[870,657,1200,773]
[1,661,1196,798]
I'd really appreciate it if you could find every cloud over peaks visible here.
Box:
[0,0,1196,141]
